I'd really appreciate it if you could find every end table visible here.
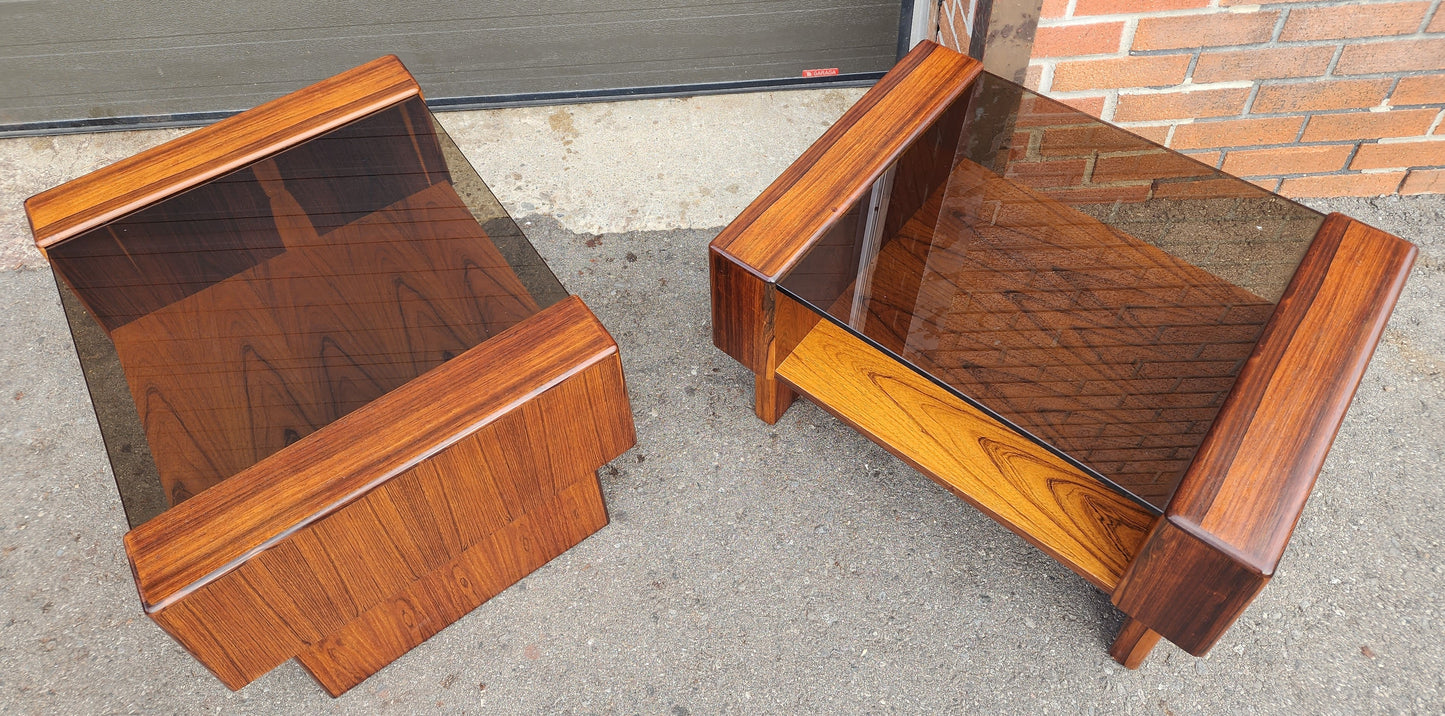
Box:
[27,56,635,695]
[709,41,1415,667]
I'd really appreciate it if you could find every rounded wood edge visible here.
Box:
[28,55,421,250]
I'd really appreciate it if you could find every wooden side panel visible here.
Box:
[296,476,609,695]
[147,351,633,691]
[1113,214,1416,655]
[125,296,619,610]
[776,312,1155,591]
[26,55,421,249]
[709,247,768,373]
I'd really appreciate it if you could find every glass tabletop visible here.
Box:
[49,97,568,528]
[778,72,1325,511]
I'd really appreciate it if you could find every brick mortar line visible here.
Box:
[1243,81,1263,116]
[1028,89,1444,114]
[1241,0,1430,6]
[1027,70,1445,98]
[1107,132,1445,152]
[1427,109,1445,135]
[1244,167,1432,180]
[1040,6,1278,27]
[1324,42,1345,76]
[1046,1,1440,27]
[1271,6,1290,43]
[1016,126,1442,167]
[1116,81,1255,94]
[1342,142,1365,175]
[1376,133,1445,144]
[1121,31,1445,59]
[1422,0,1443,34]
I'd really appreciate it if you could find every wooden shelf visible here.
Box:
[777,303,1156,591]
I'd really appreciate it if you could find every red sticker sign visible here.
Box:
[802,67,840,78]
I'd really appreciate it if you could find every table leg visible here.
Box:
[1110,617,1161,669]
[755,372,796,424]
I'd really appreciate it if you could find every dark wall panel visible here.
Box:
[0,1,903,132]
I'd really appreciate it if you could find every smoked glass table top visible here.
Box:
[778,73,1325,511]
[50,97,567,527]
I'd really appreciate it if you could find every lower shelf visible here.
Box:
[776,313,1155,591]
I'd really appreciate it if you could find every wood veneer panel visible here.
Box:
[709,248,769,372]
[147,349,631,690]
[838,158,1275,507]
[296,475,609,695]
[26,55,420,250]
[109,180,537,505]
[776,310,1155,591]
[1114,214,1416,655]
[125,295,621,611]
[711,40,982,280]
[1182,215,1415,557]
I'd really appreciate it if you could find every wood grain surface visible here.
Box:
[109,180,537,506]
[776,309,1155,591]
[44,96,449,333]
[1109,617,1162,669]
[710,40,982,377]
[124,295,624,611]
[296,473,610,695]
[26,55,420,250]
[149,349,629,691]
[711,41,981,278]
[836,158,1275,507]
[1113,213,1416,655]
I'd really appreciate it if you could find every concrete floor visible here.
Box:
[0,91,1442,714]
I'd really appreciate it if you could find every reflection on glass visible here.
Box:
[780,74,1324,510]
[49,98,567,527]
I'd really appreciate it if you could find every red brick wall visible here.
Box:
[938,0,1445,197]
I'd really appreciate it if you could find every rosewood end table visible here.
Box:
[27,57,635,695]
[709,41,1415,667]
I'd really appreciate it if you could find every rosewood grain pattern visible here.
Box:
[709,39,1417,670]
[1112,518,1267,656]
[109,181,536,504]
[776,312,1155,591]
[709,248,769,373]
[27,55,421,249]
[710,41,941,261]
[296,475,609,695]
[711,41,982,279]
[1113,214,1415,657]
[147,342,631,691]
[46,167,287,332]
[710,39,981,411]
[1159,214,1350,522]
[125,295,622,610]
[1185,216,1415,557]
[835,158,1275,507]
[34,54,633,696]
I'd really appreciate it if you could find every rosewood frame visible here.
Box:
[709,41,1415,666]
[29,57,636,695]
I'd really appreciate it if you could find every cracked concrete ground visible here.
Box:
[0,90,1441,714]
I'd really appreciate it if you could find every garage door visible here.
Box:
[0,1,911,135]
